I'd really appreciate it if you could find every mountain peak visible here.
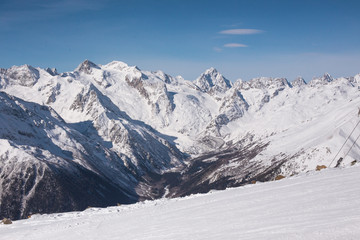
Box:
[75,59,101,74]
[5,64,40,87]
[309,73,334,86]
[10,64,36,72]
[204,67,218,74]
[322,73,333,82]
[104,61,129,70]
[194,67,232,93]
[45,67,58,76]
[248,77,290,89]
[291,76,307,87]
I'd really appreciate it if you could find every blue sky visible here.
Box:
[1,0,359,81]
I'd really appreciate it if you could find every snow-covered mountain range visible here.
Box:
[1,60,360,219]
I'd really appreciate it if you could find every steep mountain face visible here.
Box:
[194,67,232,93]
[291,76,307,87]
[309,73,334,86]
[1,60,360,220]
[0,92,138,220]
[0,65,39,87]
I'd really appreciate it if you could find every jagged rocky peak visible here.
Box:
[194,67,232,93]
[248,77,290,89]
[8,64,39,76]
[310,73,334,86]
[204,67,218,75]
[5,64,40,87]
[75,60,101,74]
[322,73,334,82]
[45,67,58,76]
[291,76,307,87]
[233,78,251,90]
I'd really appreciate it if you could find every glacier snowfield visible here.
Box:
[1,165,360,240]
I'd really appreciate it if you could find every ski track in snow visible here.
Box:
[1,165,360,240]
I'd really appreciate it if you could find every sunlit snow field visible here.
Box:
[1,165,360,240]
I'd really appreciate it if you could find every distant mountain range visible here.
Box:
[1,60,359,220]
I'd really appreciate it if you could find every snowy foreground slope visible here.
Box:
[1,165,360,240]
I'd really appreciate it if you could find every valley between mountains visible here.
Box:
[1,60,359,220]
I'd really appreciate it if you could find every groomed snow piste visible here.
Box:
[1,165,360,240]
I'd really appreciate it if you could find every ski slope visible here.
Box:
[1,165,360,240]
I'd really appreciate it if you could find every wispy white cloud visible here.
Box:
[213,47,223,52]
[224,43,248,48]
[219,29,264,35]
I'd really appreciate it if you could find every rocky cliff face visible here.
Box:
[0,92,138,219]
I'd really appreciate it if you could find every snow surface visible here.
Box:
[1,165,360,240]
